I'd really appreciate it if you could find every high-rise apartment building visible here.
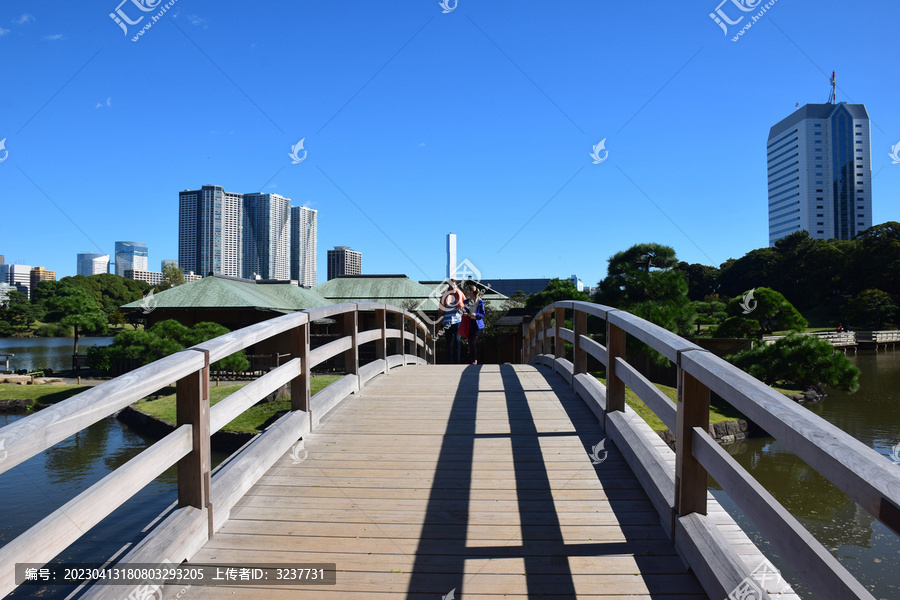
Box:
[179,185,244,277]
[290,206,318,287]
[30,267,56,293]
[115,241,148,276]
[243,193,291,280]
[161,259,178,271]
[767,102,872,246]
[4,264,33,299]
[76,253,109,276]
[327,246,361,280]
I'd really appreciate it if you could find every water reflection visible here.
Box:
[713,350,900,600]
[0,336,113,372]
[0,413,226,600]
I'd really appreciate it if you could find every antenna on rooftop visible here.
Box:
[827,71,836,103]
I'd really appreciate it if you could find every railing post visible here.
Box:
[292,322,311,413]
[399,311,406,360]
[605,319,626,413]
[554,306,565,360]
[375,307,388,374]
[176,350,212,536]
[343,307,359,390]
[542,311,552,358]
[675,355,710,517]
[573,308,587,375]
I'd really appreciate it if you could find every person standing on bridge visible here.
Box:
[439,280,465,364]
[464,282,485,365]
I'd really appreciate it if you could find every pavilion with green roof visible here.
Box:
[122,275,330,330]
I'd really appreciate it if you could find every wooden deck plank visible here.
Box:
[176,365,710,599]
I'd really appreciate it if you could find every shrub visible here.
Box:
[728,333,860,393]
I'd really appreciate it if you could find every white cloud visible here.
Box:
[43,34,64,41]
[13,14,34,25]
[418,142,426,146]
[95,97,111,109]
[0,27,9,36]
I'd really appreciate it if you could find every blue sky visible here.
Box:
[1,0,898,286]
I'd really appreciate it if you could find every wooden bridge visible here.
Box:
[1,302,899,599]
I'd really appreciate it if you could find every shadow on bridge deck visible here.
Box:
[178,364,707,599]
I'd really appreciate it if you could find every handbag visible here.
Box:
[459,314,470,337]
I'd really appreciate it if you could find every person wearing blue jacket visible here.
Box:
[463,283,485,365]
[439,280,465,364]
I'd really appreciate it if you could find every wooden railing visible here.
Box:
[0,303,434,598]
[857,330,900,345]
[524,301,900,600]
[763,331,858,348]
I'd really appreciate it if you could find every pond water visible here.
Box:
[710,350,900,600]
[0,336,113,372]
[0,413,228,599]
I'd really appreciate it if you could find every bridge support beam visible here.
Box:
[343,308,359,390]
[554,306,565,361]
[375,308,388,374]
[605,322,626,414]
[542,311,552,359]
[573,309,587,375]
[288,323,311,413]
[176,350,212,535]
[675,361,710,517]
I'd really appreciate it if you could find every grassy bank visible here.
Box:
[0,384,92,404]
[133,375,343,433]
[594,376,743,431]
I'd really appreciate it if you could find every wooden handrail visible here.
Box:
[0,303,433,598]
[524,300,898,600]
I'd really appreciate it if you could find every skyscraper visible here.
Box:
[243,193,291,280]
[767,102,872,246]
[115,241,149,276]
[2,264,32,299]
[327,246,361,280]
[447,233,457,280]
[291,206,318,287]
[179,185,244,277]
[77,253,110,276]
[30,267,56,293]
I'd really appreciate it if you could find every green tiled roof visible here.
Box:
[315,275,443,310]
[122,276,330,312]
[314,275,509,312]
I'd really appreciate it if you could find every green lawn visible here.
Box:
[0,384,92,404]
[133,375,343,433]
[592,375,744,432]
